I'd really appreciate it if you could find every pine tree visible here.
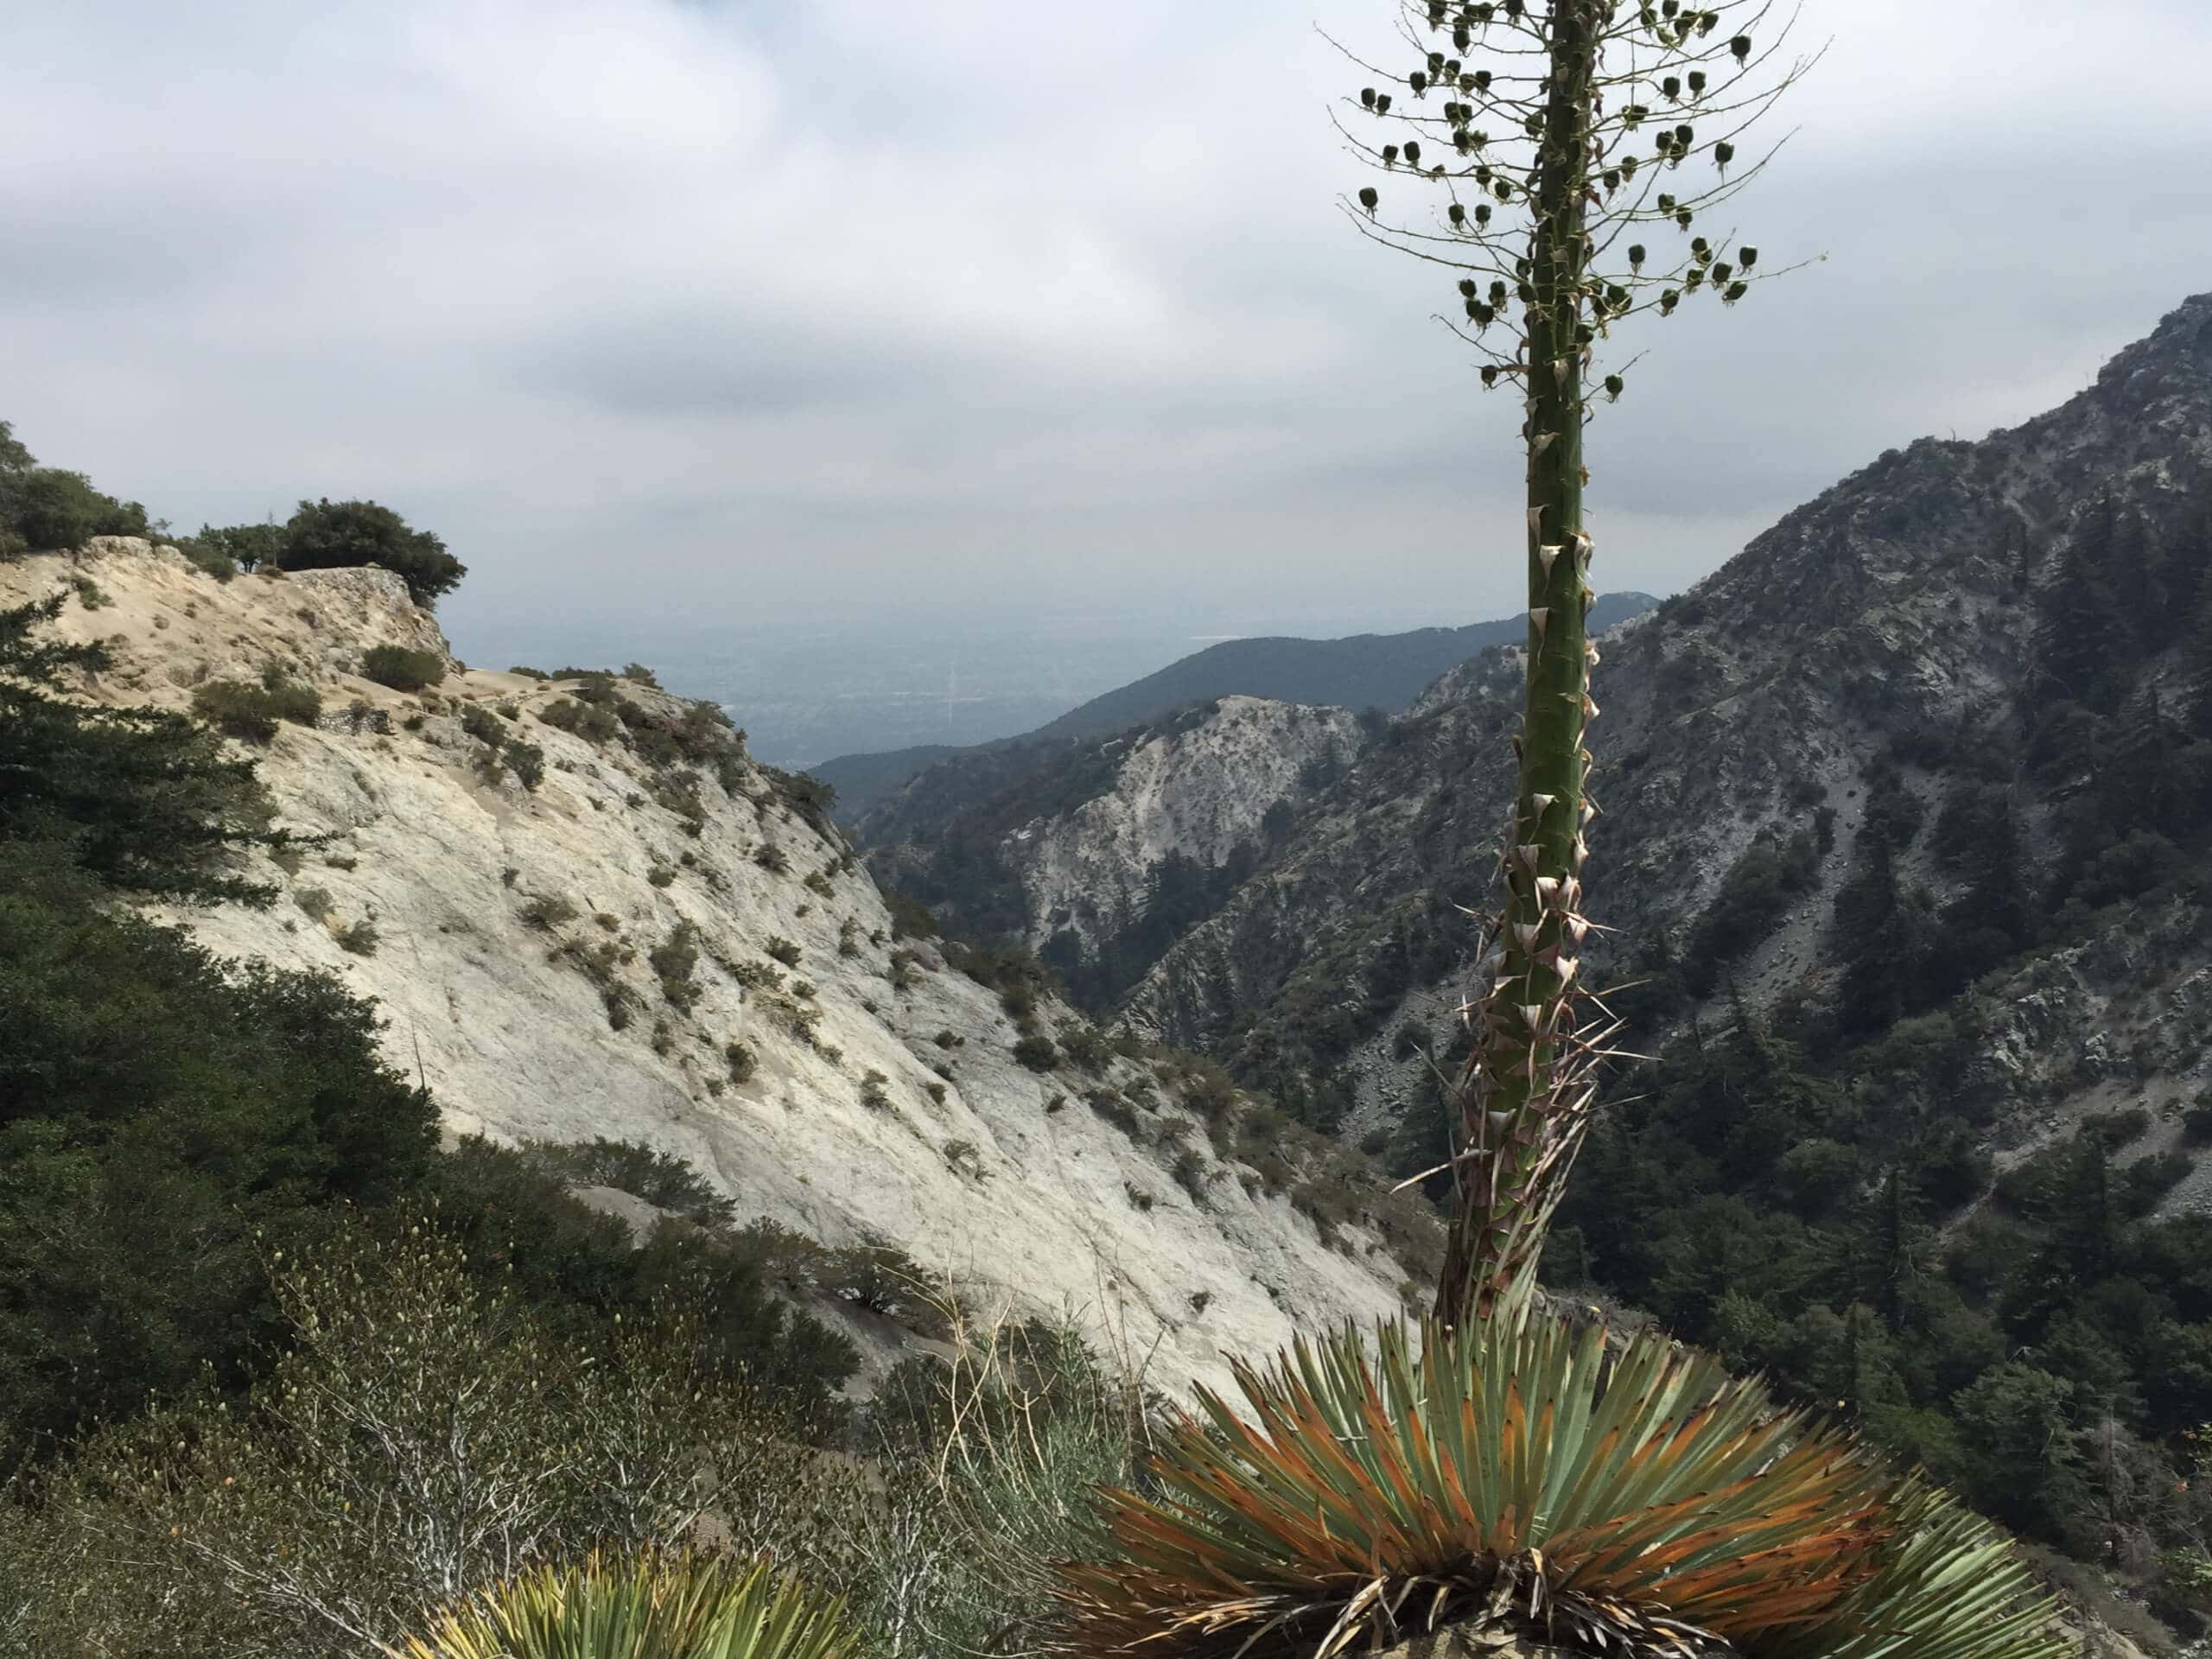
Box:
[2184,582,2212,740]
[2034,494,2131,710]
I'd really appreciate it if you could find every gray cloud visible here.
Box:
[2,0,2208,664]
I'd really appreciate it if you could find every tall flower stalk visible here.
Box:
[1335,0,1813,1322]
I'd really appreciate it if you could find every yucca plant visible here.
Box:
[1334,0,1820,1322]
[384,1551,853,1659]
[1056,1306,2064,1659]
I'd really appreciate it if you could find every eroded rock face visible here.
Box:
[1,539,1415,1397]
[1111,295,2212,1158]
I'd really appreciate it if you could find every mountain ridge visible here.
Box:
[815,593,1658,819]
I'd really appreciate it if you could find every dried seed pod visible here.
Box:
[1628,243,1647,267]
[1675,207,1693,228]
[1604,373,1624,400]
[1362,86,1377,109]
[1382,143,1400,165]
[1711,261,1732,283]
[1738,245,1758,268]
[1623,103,1648,127]
[1714,140,1735,168]
[1730,33,1752,60]
[1480,365,1500,387]
[1459,276,1478,296]
[1690,235,1710,256]
[1358,185,1380,214]
[1659,288,1680,315]
[1473,67,1492,91]
[1661,75,1681,100]
[1687,69,1707,94]
[1410,70,1428,93]
[1675,123,1694,147]
[1724,279,1748,302]
[1376,92,1392,113]
[1656,193,1675,213]
[1454,23,1471,48]
[1474,202,1491,225]
[1404,140,1422,165]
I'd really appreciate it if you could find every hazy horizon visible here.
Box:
[454,588,1670,766]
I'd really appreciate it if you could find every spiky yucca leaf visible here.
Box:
[384,1550,853,1659]
[1056,1307,2063,1659]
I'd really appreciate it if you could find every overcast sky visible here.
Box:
[5,0,2210,657]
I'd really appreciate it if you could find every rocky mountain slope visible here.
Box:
[861,696,1365,1002]
[0,539,1429,1395]
[1125,294,2212,1163]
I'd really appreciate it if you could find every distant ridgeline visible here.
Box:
[816,592,1658,820]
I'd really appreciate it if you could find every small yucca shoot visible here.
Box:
[385,1552,852,1659]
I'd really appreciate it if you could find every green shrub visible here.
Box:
[0,1222,844,1656]
[538,696,620,743]
[360,644,447,692]
[0,853,435,1452]
[295,885,335,921]
[727,1040,758,1084]
[1172,1148,1212,1204]
[766,936,804,968]
[277,498,467,607]
[0,466,148,551]
[503,738,545,790]
[190,676,321,743]
[650,922,702,1009]
[1013,1034,1059,1072]
[756,842,791,874]
[190,521,281,572]
[178,540,238,581]
[518,1136,737,1229]
[520,893,577,931]
[458,702,503,745]
[335,916,379,956]
[509,664,550,679]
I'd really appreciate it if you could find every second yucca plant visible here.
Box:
[384,1551,852,1659]
[1058,1306,2063,1659]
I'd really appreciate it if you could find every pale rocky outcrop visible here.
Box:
[1,539,1411,1397]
